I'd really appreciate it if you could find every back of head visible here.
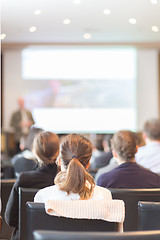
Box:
[111,130,137,162]
[33,131,60,165]
[24,126,44,151]
[143,118,160,141]
[103,134,113,151]
[55,133,95,199]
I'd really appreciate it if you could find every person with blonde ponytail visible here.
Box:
[34,133,112,202]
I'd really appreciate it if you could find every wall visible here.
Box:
[2,47,160,132]
[137,49,159,130]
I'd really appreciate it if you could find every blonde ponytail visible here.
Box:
[55,157,95,200]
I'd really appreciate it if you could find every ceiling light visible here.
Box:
[29,26,37,32]
[63,19,71,24]
[152,26,159,32]
[150,0,158,4]
[129,18,137,24]
[103,9,111,15]
[73,0,81,4]
[0,33,6,40]
[34,10,42,15]
[83,33,92,40]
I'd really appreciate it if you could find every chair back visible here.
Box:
[33,230,160,240]
[19,188,40,240]
[0,179,16,240]
[138,201,160,230]
[110,188,160,231]
[26,202,119,240]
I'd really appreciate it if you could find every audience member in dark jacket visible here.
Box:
[5,131,60,240]
[11,126,43,178]
[97,130,160,189]
[90,134,113,169]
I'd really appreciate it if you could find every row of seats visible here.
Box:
[26,201,160,240]
[33,230,160,240]
[1,180,160,240]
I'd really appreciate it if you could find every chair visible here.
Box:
[26,202,119,240]
[0,179,16,240]
[138,201,160,230]
[33,230,160,240]
[18,187,40,240]
[110,188,160,231]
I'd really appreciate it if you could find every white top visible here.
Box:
[135,141,160,174]
[34,185,112,203]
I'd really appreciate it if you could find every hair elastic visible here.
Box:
[71,155,77,159]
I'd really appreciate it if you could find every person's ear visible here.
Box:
[56,158,61,166]
[112,150,118,158]
[86,162,90,170]
[135,145,138,153]
[142,132,147,140]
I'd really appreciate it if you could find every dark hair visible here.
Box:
[103,134,113,150]
[24,126,43,151]
[143,119,160,140]
[111,130,137,162]
[55,133,95,200]
[33,131,60,165]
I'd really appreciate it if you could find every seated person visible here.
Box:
[5,131,60,240]
[90,134,113,170]
[34,133,112,202]
[11,126,43,178]
[136,118,160,174]
[97,130,160,188]
[95,132,145,183]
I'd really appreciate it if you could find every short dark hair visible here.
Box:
[111,130,137,162]
[143,119,160,140]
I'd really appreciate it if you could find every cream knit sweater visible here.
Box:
[45,199,125,231]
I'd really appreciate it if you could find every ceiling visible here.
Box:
[1,0,160,45]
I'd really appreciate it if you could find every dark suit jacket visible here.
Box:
[10,109,35,142]
[97,162,160,189]
[91,151,113,169]
[5,164,57,239]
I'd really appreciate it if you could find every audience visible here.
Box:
[34,133,112,202]
[95,132,145,183]
[97,130,160,188]
[135,118,160,174]
[90,134,113,169]
[11,126,43,178]
[5,131,60,240]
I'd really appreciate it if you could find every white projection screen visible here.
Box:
[22,46,137,133]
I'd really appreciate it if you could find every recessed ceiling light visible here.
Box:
[152,26,159,32]
[150,0,158,4]
[73,0,81,4]
[34,10,42,15]
[103,9,111,15]
[63,19,71,24]
[83,33,92,40]
[29,26,37,32]
[0,33,6,40]
[129,18,137,24]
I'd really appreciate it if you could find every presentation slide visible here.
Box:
[22,46,137,133]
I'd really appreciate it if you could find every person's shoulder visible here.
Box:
[37,185,57,194]
[94,185,112,199]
